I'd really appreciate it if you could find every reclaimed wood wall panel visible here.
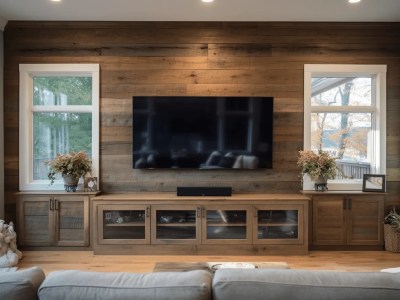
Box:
[3,21,400,221]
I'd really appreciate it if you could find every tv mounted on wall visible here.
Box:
[132,96,273,169]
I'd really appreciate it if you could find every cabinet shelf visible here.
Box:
[156,223,196,227]
[207,223,247,227]
[105,222,145,227]
[258,223,298,227]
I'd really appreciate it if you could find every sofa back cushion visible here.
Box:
[212,269,400,300]
[38,269,212,300]
[0,266,45,300]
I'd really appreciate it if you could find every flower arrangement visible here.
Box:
[297,150,338,182]
[45,151,92,184]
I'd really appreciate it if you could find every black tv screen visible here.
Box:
[132,96,273,169]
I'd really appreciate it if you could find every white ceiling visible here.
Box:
[0,0,400,23]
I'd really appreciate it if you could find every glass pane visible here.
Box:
[33,112,92,180]
[156,227,196,239]
[207,210,247,239]
[103,210,146,240]
[311,113,371,179]
[33,76,92,106]
[207,210,247,224]
[257,210,298,240]
[156,210,197,239]
[258,210,298,224]
[207,226,247,239]
[311,77,372,107]
[258,226,298,239]
[104,210,145,225]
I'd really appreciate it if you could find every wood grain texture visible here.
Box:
[17,250,400,275]
[3,21,400,223]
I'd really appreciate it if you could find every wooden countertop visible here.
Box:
[93,192,311,201]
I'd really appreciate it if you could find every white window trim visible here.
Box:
[303,64,386,191]
[19,64,99,191]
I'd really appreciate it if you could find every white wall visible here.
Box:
[0,20,5,219]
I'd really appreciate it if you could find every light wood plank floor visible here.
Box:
[18,250,400,275]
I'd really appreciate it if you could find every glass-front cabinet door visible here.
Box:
[254,205,304,244]
[151,205,200,244]
[97,205,150,244]
[202,205,252,244]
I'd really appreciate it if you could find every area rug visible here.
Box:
[153,262,288,272]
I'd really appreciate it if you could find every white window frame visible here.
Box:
[303,64,386,191]
[19,64,99,191]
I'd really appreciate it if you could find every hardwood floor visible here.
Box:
[18,250,400,275]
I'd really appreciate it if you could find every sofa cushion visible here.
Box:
[212,269,400,300]
[38,269,212,300]
[0,266,45,300]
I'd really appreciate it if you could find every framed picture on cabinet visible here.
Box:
[362,174,385,192]
[84,177,98,191]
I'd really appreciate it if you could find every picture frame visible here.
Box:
[84,177,97,192]
[362,174,386,192]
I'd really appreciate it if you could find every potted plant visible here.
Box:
[297,150,338,191]
[45,151,92,192]
[384,208,400,252]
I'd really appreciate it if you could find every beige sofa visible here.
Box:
[1,266,400,300]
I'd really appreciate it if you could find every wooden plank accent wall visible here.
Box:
[3,22,400,222]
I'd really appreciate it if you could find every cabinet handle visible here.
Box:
[348,198,352,210]
[254,207,258,218]
[202,207,205,219]
[146,206,150,218]
[343,198,347,210]
[49,199,53,211]
[197,207,201,218]
[54,199,59,211]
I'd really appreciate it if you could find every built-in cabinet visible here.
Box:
[308,193,385,247]
[17,192,99,247]
[93,193,310,255]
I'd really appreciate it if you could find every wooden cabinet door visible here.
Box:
[97,204,150,245]
[18,195,54,246]
[151,205,201,245]
[54,195,90,246]
[313,196,346,245]
[346,196,384,245]
[254,204,304,245]
[202,205,252,245]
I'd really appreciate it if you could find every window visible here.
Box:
[19,64,99,190]
[304,65,386,190]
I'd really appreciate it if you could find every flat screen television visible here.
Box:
[132,96,273,169]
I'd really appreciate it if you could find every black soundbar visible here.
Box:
[177,187,232,197]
